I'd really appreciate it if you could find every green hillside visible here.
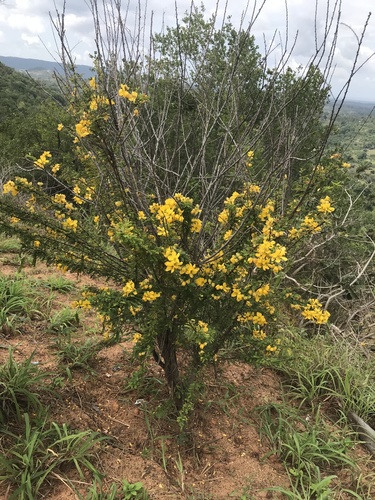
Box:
[0,62,46,119]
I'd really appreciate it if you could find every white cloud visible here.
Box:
[21,33,41,45]
[6,13,45,34]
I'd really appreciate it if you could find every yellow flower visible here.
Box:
[62,217,78,232]
[259,201,274,221]
[198,320,209,333]
[247,183,261,194]
[341,162,351,168]
[138,211,146,220]
[195,277,206,287]
[10,216,20,223]
[3,180,18,196]
[163,247,183,273]
[180,263,199,278]
[190,218,202,233]
[288,227,300,239]
[75,119,92,138]
[231,285,245,302]
[133,108,139,117]
[253,329,266,340]
[33,240,40,248]
[252,284,270,302]
[122,280,137,297]
[34,151,52,168]
[51,164,60,174]
[266,345,277,353]
[301,299,330,324]
[89,99,98,111]
[57,123,64,131]
[217,209,229,224]
[118,84,138,102]
[132,332,142,343]
[223,229,233,241]
[142,291,161,302]
[251,312,267,326]
[302,216,321,233]
[89,77,97,90]
[317,196,334,214]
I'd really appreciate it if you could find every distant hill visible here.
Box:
[0,61,47,119]
[0,56,93,80]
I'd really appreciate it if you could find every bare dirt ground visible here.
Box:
[0,256,373,499]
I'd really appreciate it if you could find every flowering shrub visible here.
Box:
[0,73,345,410]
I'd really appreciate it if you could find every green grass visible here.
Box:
[55,338,101,380]
[0,348,51,424]
[0,236,21,253]
[42,274,76,293]
[256,329,375,498]
[0,413,105,499]
[48,307,80,335]
[275,331,375,425]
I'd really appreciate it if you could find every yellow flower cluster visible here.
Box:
[62,217,78,232]
[253,329,267,340]
[142,290,161,302]
[72,299,91,310]
[76,119,92,138]
[164,246,183,273]
[89,95,112,111]
[132,332,142,343]
[237,311,267,326]
[3,180,18,196]
[302,216,321,233]
[301,299,330,324]
[122,280,137,297]
[149,194,201,236]
[89,77,97,90]
[251,284,270,302]
[118,84,138,102]
[317,196,334,214]
[249,239,287,273]
[34,151,52,169]
[180,263,199,278]
[246,150,254,168]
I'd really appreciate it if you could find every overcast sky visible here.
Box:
[0,0,374,102]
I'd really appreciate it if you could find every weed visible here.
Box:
[55,339,100,379]
[0,413,105,499]
[85,481,118,499]
[121,479,149,499]
[174,451,185,492]
[275,332,375,427]
[257,401,357,497]
[48,307,80,335]
[0,348,51,423]
[0,275,31,314]
[0,274,46,331]
[0,236,21,253]
[43,274,76,293]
